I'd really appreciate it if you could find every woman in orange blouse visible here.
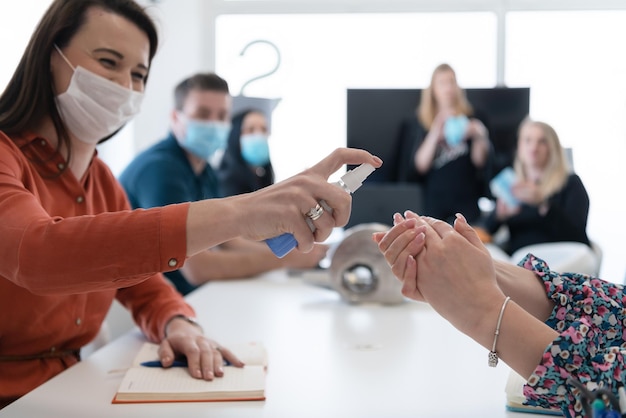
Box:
[0,0,381,408]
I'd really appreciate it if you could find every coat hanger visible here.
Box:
[238,39,282,96]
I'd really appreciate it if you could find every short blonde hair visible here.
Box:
[514,117,570,200]
[417,63,473,130]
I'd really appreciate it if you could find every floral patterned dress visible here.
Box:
[520,254,626,417]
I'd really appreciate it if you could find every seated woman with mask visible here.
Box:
[218,109,274,196]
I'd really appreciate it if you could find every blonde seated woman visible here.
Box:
[483,118,598,276]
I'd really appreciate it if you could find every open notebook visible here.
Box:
[112,341,267,403]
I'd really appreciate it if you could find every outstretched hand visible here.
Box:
[235,148,382,252]
[185,148,382,258]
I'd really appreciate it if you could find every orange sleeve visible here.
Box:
[116,274,196,342]
[0,135,190,295]
[7,204,190,294]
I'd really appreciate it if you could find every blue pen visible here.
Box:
[141,359,232,368]
[141,360,189,368]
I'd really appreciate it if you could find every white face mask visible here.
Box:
[53,45,144,144]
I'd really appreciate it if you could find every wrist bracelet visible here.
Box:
[488,296,511,367]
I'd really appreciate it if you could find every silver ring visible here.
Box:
[305,203,324,221]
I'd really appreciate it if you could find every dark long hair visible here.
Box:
[0,0,158,161]
[218,109,275,196]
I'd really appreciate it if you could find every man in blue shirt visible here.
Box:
[120,73,327,295]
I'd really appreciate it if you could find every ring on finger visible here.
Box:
[305,203,324,221]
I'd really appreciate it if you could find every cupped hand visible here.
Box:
[235,148,382,253]
[373,212,427,301]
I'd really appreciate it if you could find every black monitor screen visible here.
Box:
[347,87,530,182]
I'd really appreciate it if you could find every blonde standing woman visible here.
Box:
[399,63,492,224]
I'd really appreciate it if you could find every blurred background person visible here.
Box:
[218,109,275,196]
[484,118,596,274]
[397,63,492,225]
[120,73,326,295]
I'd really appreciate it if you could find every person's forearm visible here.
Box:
[181,246,284,284]
[470,134,490,168]
[186,197,242,257]
[415,133,438,174]
[494,260,555,322]
[468,297,559,379]
[221,236,266,252]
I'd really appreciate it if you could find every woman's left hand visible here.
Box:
[159,317,244,380]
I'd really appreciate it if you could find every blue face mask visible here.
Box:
[180,120,230,160]
[240,134,270,167]
[443,115,469,147]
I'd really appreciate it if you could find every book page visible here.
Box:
[505,370,526,404]
[116,365,266,399]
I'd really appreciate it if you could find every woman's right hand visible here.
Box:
[228,148,382,252]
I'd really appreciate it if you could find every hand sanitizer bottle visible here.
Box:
[265,163,376,258]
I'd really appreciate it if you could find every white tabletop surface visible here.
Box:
[0,270,533,418]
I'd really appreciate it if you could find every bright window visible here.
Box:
[0,2,51,89]
[216,13,497,181]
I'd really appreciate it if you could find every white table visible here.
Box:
[0,271,531,418]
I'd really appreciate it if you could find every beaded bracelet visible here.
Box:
[488,296,511,367]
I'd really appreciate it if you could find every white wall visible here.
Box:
[132,0,208,152]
